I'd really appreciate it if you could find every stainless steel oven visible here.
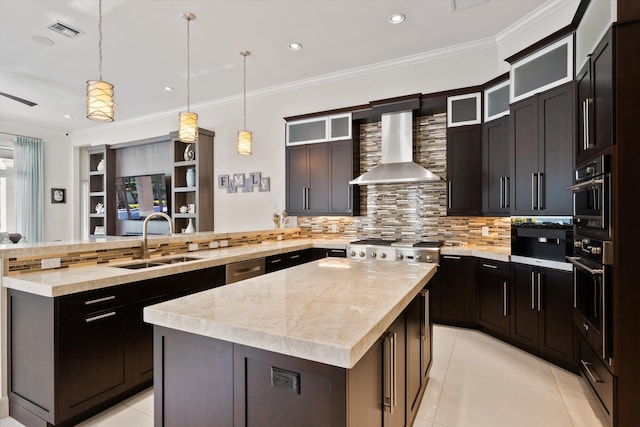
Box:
[566,235,612,362]
[568,155,611,238]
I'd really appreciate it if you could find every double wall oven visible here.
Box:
[568,154,615,425]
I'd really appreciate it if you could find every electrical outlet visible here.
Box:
[481,226,489,237]
[331,224,338,233]
[277,235,283,241]
[271,367,300,394]
[188,243,199,251]
[209,241,219,249]
[41,258,61,269]
[220,240,229,247]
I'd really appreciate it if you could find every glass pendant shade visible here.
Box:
[86,80,115,121]
[179,111,199,143]
[237,130,253,155]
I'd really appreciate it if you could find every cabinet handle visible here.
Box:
[537,272,542,312]
[531,173,537,210]
[421,290,429,339]
[232,265,262,276]
[581,360,603,383]
[537,173,544,210]
[302,188,306,210]
[85,311,117,323]
[383,331,395,413]
[582,99,588,151]
[448,181,452,209]
[306,187,310,210]
[505,177,510,208]
[391,331,397,410]
[530,272,536,310]
[84,295,116,305]
[270,258,282,264]
[443,255,461,260]
[499,177,504,208]
[348,185,352,212]
[573,268,577,309]
[482,263,498,269]
[290,254,300,259]
[503,281,508,317]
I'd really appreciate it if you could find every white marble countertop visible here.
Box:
[2,239,349,297]
[144,258,437,369]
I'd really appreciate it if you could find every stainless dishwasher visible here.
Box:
[225,258,266,284]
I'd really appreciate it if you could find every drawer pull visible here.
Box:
[270,258,282,264]
[443,255,461,260]
[482,263,498,269]
[581,360,603,383]
[84,295,116,305]
[233,265,262,276]
[290,254,300,259]
[85,311,117,323]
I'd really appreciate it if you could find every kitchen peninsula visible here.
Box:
[144,258,436,427]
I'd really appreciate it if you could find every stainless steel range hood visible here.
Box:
[349,110,442,185]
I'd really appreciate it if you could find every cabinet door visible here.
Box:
[510,97,538,216]
[576,60,593,164]
[510,264,540,349]
[436,255,475,324]
[58,307,128,421]
[286,145,309,215]
[476,264,510,338]
[446,125,482,215]
[537,83,574,215]
[590,29,613,159]
[329,139,354,214]
[406,290,430,426]
[307,143,330,213]
[483,116,510,215]
[347,336,384,427]
[538,269,574,364]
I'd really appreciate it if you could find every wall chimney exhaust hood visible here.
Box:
[350,110,442,185]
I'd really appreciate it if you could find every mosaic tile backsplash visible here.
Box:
[297,113,511,247]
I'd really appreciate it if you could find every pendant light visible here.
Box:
[86,0,115,122]
[237,50,252,155]
[178,12,198,143]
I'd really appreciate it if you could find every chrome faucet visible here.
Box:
[142,212,174,259]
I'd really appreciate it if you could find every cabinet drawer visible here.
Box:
[57,286,126,321]
[578,336,614,424]
[476,259,509,276]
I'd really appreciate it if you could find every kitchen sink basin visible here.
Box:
[114,256,201,269]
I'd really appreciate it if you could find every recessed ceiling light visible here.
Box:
[288,42,302,51]
[163,86,174,92]
[64,114,73,119]
[31,35,55,46]
[389,13,406,24]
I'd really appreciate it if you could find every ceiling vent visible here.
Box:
[47,21,84,38]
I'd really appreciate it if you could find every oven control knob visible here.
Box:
[574,241,582,248]
[359,252,365,258]
[397,254,404,260]
[426,255,433,263]
[350,251,356,257]
[591,247,601,255]
[586,166,596,175]
[415,254,423,261]
[380,253,387,259]
[371,252,377,258]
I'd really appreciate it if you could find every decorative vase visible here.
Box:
[96,158,105,171]
[186,167,196,187]
[184,218,195,234]
[183,144,195,161]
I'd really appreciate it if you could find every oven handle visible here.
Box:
[565,256,604,275]
[566,178,604,191]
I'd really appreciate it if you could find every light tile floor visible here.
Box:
[0,325,606,427]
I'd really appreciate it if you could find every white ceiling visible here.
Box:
[0,0,576,137]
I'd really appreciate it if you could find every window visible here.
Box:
[0,145,15,232]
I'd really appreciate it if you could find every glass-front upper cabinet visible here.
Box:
[484,80,510,122]
[510,35,574,103]
[447,92,481,127]
[286,113,351,145]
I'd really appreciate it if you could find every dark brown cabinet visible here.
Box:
[8,266,225,427]
[432,255,476,326]
[265,249,312,273]
[510,263,574,367]
[406,290,431,426]
[446,125,482,215]
[576,28,613,165]
[476,260,510,338]
[482,116,510,215]
[286,139,358,216]
[509,82,574,216]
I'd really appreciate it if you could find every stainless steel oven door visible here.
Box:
[567,256,610,361]
[568,173,610,235]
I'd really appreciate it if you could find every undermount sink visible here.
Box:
[114,256,201,270]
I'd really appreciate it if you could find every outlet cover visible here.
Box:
[41,258,61,269]
[220,240,229,247]
[188,243,199,251]
[277,235,283,241]
[481,226,489,236]
[209,241,219,248]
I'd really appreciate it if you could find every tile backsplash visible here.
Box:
[297,113,511,248]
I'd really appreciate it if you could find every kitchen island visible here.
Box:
[144,258,437,427]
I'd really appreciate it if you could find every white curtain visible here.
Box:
[13,136,44,242]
